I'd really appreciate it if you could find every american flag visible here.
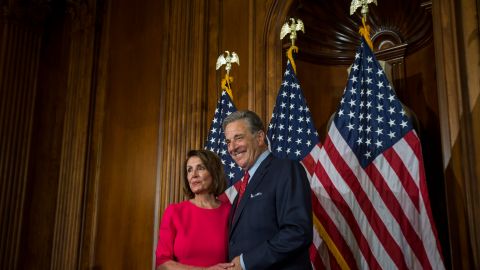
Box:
[312,38,445,269]
[266,59,329,269]
[204,90,243,203]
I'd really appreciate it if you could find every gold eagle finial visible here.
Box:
[280,18,305,47]
[350,0,377,18]
[216,51,240,76]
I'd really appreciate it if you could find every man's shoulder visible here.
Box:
[267,154,300,166]
[263,154,302,172]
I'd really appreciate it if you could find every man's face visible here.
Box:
[224,119,266,170]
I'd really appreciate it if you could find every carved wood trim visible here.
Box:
[264,0,295,122]
[432,0,480,268]
[375,44,407,94]
[0,19,42,270]
[158,0,209,215]
[286,0,432,65]
[79,0,109,268]
[50,1,97,269]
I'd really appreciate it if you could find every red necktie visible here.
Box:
[237,171,250,205]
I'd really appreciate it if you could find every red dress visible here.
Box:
[155,200,231,267]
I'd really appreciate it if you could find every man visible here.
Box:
[223,110,312,270]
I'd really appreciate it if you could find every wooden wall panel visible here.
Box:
[260,0,294,122]
[217,0,250,110]
[403,43,450,265]
[49,2,97,269]
[0,4,44,269]
[18,4,70,269]
[92,0,164,268]
[432,0,480,268]
[295,61,349,140]
[157,0,210,216]
[79,0,110,267]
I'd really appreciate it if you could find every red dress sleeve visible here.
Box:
[155,205,176,267]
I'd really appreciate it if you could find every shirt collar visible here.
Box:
[246,149,270,181]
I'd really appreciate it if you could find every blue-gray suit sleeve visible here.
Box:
[243,160,312,269]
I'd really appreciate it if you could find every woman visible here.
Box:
[156,149,234,270]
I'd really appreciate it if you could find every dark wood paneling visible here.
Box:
[432,0,480,268]
[404,43,450,266]
[18,4,69,269]
[92,0,163,268]
[0,2,44,268]
[295,60,348,141]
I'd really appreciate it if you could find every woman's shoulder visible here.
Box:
[162,201,192,217]
[165,200,191,211]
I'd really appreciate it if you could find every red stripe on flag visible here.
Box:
[323,136,408,269]
[365,156,431,269]
[310,193,358,270]
[403,131,444,260]
[329,251,342,270]
[309,243,325,270]
[313,151,375,269]
[302,145,319,176]
[382,146,420,210]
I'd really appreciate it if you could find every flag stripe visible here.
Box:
[367,155,430,269]
[383,144,420,210]
[310,238,325,270]
[301,144,321,177]
[323,131,405,269]
[403,131,445,267]
[311,184,359,269]
[312,208,354,270]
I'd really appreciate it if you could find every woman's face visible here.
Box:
[186,156,213,195]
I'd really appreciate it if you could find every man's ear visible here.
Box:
[256,130,266,145]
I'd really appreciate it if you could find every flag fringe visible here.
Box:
[359,17,374,50]
[221,74,234,100]
[313,214,351,270]
[286,46,299,74]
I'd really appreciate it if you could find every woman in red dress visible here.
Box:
[156,150,234,270]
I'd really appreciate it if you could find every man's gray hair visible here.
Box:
[222,110,265,134]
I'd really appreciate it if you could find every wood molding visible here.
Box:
[285,0,432,65]
[0,1,51,28]
[92,0,164,267]
[50,1,97,268]
[159,0,209,213]
[432,0,480,268]
[79,0,109,268]
[0,11,43,270]
[264,0,296,122]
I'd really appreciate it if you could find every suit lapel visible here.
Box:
[229,154,273,236]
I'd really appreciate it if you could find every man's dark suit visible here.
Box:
[228,154,313,270]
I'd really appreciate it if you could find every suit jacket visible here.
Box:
[228,154,312,270]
